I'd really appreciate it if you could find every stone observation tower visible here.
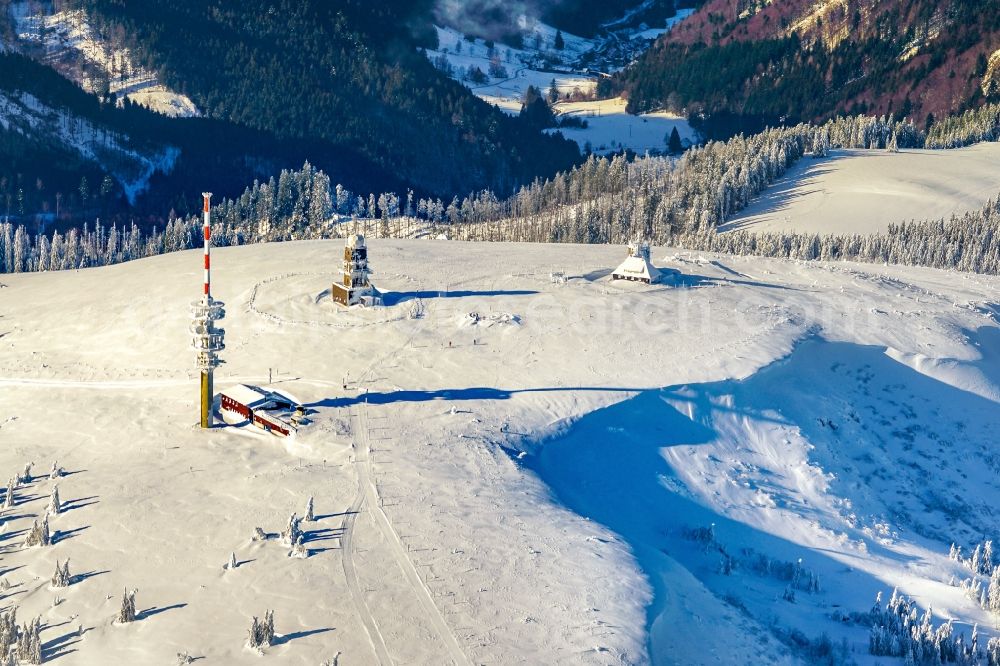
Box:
[332,234,378,307]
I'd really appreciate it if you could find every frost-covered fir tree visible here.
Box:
[118,588,137,624]
[247,610,275,651]
[23,518,50,548]
[51,559,71,588]
[15,616,41,665]
[288,536,308,559]
[2,478,14,509]
[48,461,63,480]
[989,637,1000,666]
[0,608,17,660]
[17,464,31,485]
[279,513,302,547]
[305,497,315,522]
[46,485,60,516]
[226,552,238,571]
[988,565,1000,614]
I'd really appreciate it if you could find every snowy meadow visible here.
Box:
[2,238,1000,664]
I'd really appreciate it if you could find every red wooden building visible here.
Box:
[219,384,298,437]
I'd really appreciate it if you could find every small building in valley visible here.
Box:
[612,241,661,284]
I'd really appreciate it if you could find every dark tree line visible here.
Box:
[5,111,1000,278]
[69,0,581,198]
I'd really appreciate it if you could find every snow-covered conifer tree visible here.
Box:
[288,536,308,559]
[247,610,275,651]
[988,565,1000,615]
[51,559,71,588]
[46,485,60,516]
[48,462,63,480]
[118,588,137,624]
[0,608,17,660]
[305,497,314,522]
[15,616,41,664]
[2,478,14,509]
[23,518,50,548]
[265,610,274,644]
[279,513,302,547]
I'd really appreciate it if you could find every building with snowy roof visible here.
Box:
[219,384,300,437]
[612,241,660,284]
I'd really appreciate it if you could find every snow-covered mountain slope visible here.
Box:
[0,88,178,203]
[548,98,696,155]
[723,144,1000,235]
[2,240,1000,663]
[7,1,198,118]
[427,21,697,155]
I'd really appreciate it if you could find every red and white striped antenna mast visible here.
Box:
[190,192,226,429]
[203,192,212,300]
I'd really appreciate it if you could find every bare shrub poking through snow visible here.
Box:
[46,485,61,516]
[247,611,275,651]
[23,518,51,548]
[51,559,71,588]
[117,588,137,624]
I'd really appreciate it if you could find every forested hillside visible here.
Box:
[620,0,1000,137]
[68,0,580,197]
[0,49,405,227]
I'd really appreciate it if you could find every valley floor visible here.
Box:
[1,240,999,664]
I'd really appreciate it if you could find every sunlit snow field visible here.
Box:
[2,240,999,663]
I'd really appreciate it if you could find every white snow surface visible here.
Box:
[429,24,597,112]
[7,1,199,118]
[427,24,697,154]
[724,144,1000,235]
[550,98,697,155]
[2,240,1000,664]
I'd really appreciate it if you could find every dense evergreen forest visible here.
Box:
[0,49,408,227]
[7,107,1000,278]
[68,0,580,198]
[542,0,677,38]
[619,0,1000,136]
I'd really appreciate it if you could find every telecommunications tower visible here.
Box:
[190,193,226,428]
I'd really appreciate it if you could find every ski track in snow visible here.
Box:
[356,400,470,666]
[340,435,392,665]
